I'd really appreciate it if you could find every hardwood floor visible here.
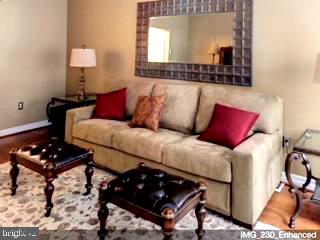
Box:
[259,185,320,230]
[0,127,50,164]
[0,128,319,230]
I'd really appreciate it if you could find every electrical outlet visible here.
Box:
[18,101,24,110]
[283,136,291,148]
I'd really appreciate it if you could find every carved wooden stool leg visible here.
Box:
[195,182,207,237]
[44,179,54,217]
[84,150,94,196]
[10,149,19,196]
[161,208,176,240]
[98,181,109,240]
[44,161,55,217]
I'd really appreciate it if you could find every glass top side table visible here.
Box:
[294,129,320,156]
[285,129,320,228]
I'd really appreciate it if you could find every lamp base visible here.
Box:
[77,91,87,102]
[77,69,87,102]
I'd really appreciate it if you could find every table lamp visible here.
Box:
[207,39,219,64]
[70,46,96,101]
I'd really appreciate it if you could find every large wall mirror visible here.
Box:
[148,14,233,65]
[135,0,253,86]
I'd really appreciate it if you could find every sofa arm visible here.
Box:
[65,105,95,143]
[232,132,282,225]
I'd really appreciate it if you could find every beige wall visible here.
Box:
[0,0,67,130]
[67,0,320,142]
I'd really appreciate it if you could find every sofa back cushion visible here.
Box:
[103,79,155,117]
[196,86,283,134]
[153,83,200,134]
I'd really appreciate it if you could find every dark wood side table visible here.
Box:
[46,95,96,139]
[285,129,320,228]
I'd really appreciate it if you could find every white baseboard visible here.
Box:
[281,171,315,191]
[0,120,51,138]
[275,182,285,193]
[254,221,279,230]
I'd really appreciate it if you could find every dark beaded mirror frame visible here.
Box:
[135,0,253,86]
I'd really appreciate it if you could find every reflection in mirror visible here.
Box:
[148,13,233,65]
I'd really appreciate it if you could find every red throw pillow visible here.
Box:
[93,88,127,121]
[197,103,260,149]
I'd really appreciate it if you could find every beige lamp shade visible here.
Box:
[207,39,219,55]
[315,54,320,83]
[70,48,96,68]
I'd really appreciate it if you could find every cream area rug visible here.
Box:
[0,162,275,239]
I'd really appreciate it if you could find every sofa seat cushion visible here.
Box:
[163,136,232,183]
[112,128,185,163]
[73,119,130,147]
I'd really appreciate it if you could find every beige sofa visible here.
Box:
[65,80,283,228]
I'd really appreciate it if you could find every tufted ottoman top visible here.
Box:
[15,138,90,167]
[106,165,201,215]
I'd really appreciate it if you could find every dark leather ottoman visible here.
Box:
[9,137,94,217]
[98,163,207,239]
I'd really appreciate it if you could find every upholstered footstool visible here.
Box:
[9,137,94,217]
[97,163,207,239]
